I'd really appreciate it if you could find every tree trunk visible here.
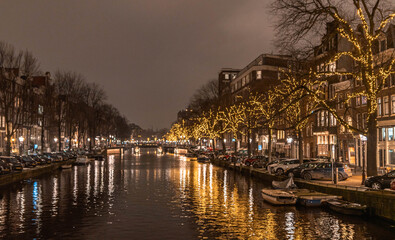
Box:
[5,134,11,156]
[212,139,216,152]
[298,130,303,164]
[221,133,226,152]
[247,130,251,157]
[367,114,378,176]
[234,134,238,154]
[268,127,272,163]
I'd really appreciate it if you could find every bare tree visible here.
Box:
[0,42,40,155]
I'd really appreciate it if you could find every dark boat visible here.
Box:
[197,155,210,163]
[324,199,367,216]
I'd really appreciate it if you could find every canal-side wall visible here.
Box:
[0,160,75,188]
[211,159,395,223]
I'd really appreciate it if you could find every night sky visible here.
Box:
[0,0,275,129]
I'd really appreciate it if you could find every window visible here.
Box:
[38,105,44,115]
[356,96,361,106]
[338,94,344,109]
[361,96,367,105]
[379,128,383,141]
[347,116,352,131]
[224,73,229,80]
[328,62,336,72]
[389,127,394,141]
[256,71,262,79]
[384,96,389,115]
[391,74,395,87]
[384,77,390,88]
[320,111,325,126]
[378,98,382,116]
[392,96,395,115]
[357,113,361,129]
[382,128,386,141]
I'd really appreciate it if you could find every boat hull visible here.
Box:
[325,200,367,216]
[261,190,297,205]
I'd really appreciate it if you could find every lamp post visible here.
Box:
[19,136,24,155]
[54,137,58,152]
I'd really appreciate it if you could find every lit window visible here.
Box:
[361,96,367,105]
[224,73,229,80]
[389,128,394,141]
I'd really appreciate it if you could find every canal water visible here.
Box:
[0,149,394,239]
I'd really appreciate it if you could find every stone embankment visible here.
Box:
[211,159,395,223]
[0,160,75,188]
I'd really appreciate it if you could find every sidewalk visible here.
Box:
[316,169,365,187]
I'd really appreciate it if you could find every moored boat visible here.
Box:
[261,189,297,205]
[60,164,72,169]
[298,194,340,207]
[197,155,210,163]
[324,199,367,216]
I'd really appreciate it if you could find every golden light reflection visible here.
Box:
[73,167,78,204]
[17,190,25,232]
[167,161,362,240]
[51,178,58,216]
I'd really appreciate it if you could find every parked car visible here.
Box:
[364,170,395,190]
[244,156,267,166]
[286,160,322,178]
[269,159,300,175]
[38,155,52,164]
[0,156,23,171]
[30,155,47,165]
[16,156,37,168]
[302,162,352,181]
[391,179,395,191]
[45,153,61,162]
[0,159,12,174]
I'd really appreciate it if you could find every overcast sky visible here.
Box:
[0,0,275,129]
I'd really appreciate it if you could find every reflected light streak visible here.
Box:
[51,178,58,216]
[32,181,42,235]
[284,212,295,240]
[86,164,91,202]
[17,190,25,232]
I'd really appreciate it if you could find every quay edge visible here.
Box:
[0,160,75,188]
[211,158,395,223]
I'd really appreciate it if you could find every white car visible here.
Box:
[269,159,300,175]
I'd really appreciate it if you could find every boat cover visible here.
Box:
[272,177,297,189]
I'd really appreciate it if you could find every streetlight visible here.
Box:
[19,136,24,154]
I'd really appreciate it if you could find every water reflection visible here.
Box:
[0,150,392,239]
